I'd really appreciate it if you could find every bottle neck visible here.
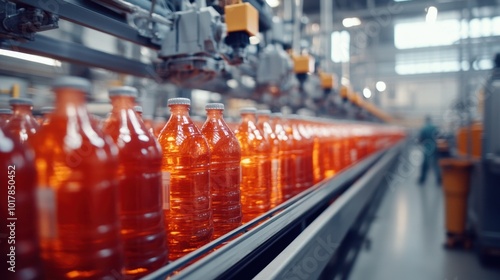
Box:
[54,88,87,114]
[241,113,257,123]
[111,96,135,111]
[169,105,191,117]
[257,115,271,123]
[206,109,224,119]
[11,104,33,116]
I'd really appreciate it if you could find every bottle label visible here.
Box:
[162,172,170,210]
[36,187,58,239]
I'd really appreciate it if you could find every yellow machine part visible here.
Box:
[364,102,393,123]
[456,122,483,160]
[319,72,334,89]
[225,3,259,36]
[339,85,349,99]
[293,55,314,74]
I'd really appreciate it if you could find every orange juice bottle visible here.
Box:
[284,116,308,195]
[292,116,314,189]
[0,108,12,127]
[256,110,280,207]
[311,122,326,183]
[201,103,242,239]
[321,124,334,179]
[0,128,43,280]
[157,98,212,261]
[235,108,272,222]
[271,113,295,203]
[30,77,123,279]
[102,87,168,278]
[5,98,39,143]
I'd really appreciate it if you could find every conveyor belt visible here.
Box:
[142,142,404,280]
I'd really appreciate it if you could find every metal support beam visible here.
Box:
[320,0,333,72]
[292,0,303,54]
[13,0,160,49]
[0,35,158,78]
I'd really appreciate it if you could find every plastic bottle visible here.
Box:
[311,122,325,184]
[30,76,123,279]
[235,108,272,222]
[256,110,280,207]
[153,117,167,137]
[0,108,12,127]
[102,87,168,278]
[201,103,242,239]
[271,113,295,204]
[291,116,314,190]
[0,128,43,280]
[5,98,39,143]
[157,98,212,261]
[283,116,308,195]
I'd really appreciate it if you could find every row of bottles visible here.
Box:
[0,76,405,279]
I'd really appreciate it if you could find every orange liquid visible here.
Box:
[294,120,314,189]
[157,104,213,261]
[284,119,307,196]
[5,104,39,143]
[257,114,280,207]
[0,128,43,280]
[272,116,295,203]
[30,88,123,279]
[201,109,242,239]
[103,96,168,278]
[235,113,272,223]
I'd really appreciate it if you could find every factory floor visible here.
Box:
[346,146,500,280]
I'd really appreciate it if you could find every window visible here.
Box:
[331,31,350,63]
[394,16,500,49]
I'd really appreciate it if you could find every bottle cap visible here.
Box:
[205,103,224,110]
[9,98,33,106]
[0,109,12,114]
[239,107,257,114]
[133,105,143,113]
[271,113,283,117]
[108,86,138,98]
[52,76,91,92]
[41,107,54,114]
[168,98,191,106]
[256,110,271,116]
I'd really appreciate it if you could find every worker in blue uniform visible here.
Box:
[418,116,442,185]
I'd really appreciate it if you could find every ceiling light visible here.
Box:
[341,77,350,86]
[426,6,438,23]
[0,49,62,67]
[342,17,361,28]
[376,81,387,92]
[249,36,261,45]
[363,87,372,98]
[266,0,280,8]
[226,79,239,89]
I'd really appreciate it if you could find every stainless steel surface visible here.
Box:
[255,142,401,279]
[0,35,157,78]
